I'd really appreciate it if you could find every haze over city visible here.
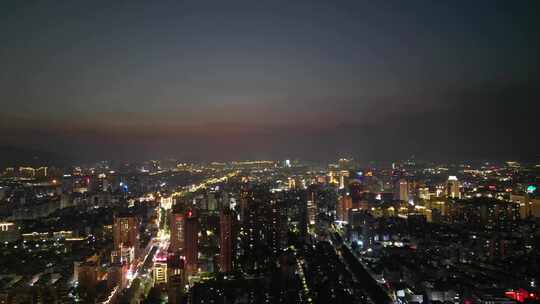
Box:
[1,1,539,164]
[1,2,540,304]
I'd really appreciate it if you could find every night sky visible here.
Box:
[1,1,539,164]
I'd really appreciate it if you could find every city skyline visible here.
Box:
[3,2,540,303]
[1,158,539,303]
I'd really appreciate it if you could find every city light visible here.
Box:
[0,1,538,301]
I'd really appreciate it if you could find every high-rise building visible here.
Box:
[19,167,36,178]
[269,198,282,256]
[338,158,352,170]
[74,261,98,291]
[207,192,219,211]
[94,173,109,192]
[288,177,297,189]
[219,207,234,273]
[339,170,349,189]
[395,178,409,202]
[239,186,276,273]
[108,262,128,290]
[509,193,540,218]
[349,179,364,208]
[36,166,48,178]
[113,215,140,257]
[170,211,186,254]
[0,222,20,243]
[337,196,352,222]
[167,254,186,284]
[168,275,186,304]
[307,191,317,226]
[418,187,430,200]
[3,167,15,177]
[185,209,199,273]
[284,159,291,168]
[447,176,461,199]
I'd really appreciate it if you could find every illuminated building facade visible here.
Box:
[113,215,140,258]
[18,167,36,178]
[509,193,540,218]
[153,261,168,285]
[74,261,98,290]
[170,211,186,253]
[338,158,352,170]
[36,166,48,178]
[337,195,352,222]
[167,254,186,303]
[395,178,409,202]
[447,176,461,199]
[219,207,233,273]
[307,191,317,226]
[185,210,199,272]
[0,222,19,243]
